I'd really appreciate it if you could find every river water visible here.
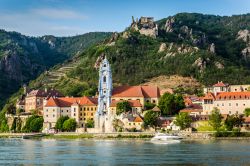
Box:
[0,138,249,165]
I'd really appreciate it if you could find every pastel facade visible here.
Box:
[202,91,250,115]
[109,100,143,115]
[43,96,98,129]
[24,89,63,113]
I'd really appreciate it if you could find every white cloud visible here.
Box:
[0,8,89,36]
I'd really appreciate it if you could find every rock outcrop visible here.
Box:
[209,43,216,54]
[165,17,175,32]
[158,43,167,53]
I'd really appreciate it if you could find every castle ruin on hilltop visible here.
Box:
[130,16,158,38]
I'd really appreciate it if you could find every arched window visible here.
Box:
[103,76,106,83]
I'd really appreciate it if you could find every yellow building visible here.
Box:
[43,96,98,129]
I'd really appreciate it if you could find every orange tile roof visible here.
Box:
[184,97,193,106]
[112,86,160,98]
[215,92,250,100]
[110,100,142,107]
[134,116,143,123]
[45,96,98,107]
[213,81,228,87]
[180,104,203,113]
[203,92,215,100]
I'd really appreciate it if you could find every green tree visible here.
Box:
[22,115,43,132]
[30,117,44,132]
[116,101,132,115]
[55,116,69,131]
[158,93,185,116]
[144,102,156,110]
[224,115,244,131]
[144,110,158,128]
[244,108,250,117]
[174,112,192,130]
[0,119,9,132]
[63,118,77,132]
[85,119,94,128]
[209,108,222,131]
[22,115,38,132]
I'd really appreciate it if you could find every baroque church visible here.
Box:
[95,56,114,132]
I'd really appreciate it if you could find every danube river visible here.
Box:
[0,139,249,165]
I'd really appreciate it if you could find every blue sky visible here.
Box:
[0,0,249,36]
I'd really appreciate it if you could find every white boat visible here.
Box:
[151,133,182,143]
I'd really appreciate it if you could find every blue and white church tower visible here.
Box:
[95,56,113,132]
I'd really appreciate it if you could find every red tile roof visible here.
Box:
[45,96,98,107]
[203,92,215,100]
[215,92,250,100]
[112,86,160,98]
[110,100,142,107]
[213,81,228,87]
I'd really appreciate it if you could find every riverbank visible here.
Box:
[1,132,250,140]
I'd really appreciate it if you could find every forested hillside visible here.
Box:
[0,30,111,108]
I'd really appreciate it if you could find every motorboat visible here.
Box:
[151,133,182,143]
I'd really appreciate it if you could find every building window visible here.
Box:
[74,113,76,116]
[67,110,69,112]
[74,108,76,111]
[229,103,231,106]
[91,113,93,116]
[80,118,82,120]
[46,109,48,112]
[61,110,63,113]
[236,111,238,114]
[153,100,156,103]
[236,103,238,106]
[91,118,93,120]
[229,111,231,114]
[103,76,106,83]
[46,115,48,117]
[53,109,55,112]
[84,118,86,120]
[84,107,86,111]
[53,114,55,117]
[217,104,219,106]
[129,123,131,125]
[84,113,86,116]
[222,103,224,106]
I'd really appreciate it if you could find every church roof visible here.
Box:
[112,85,160,98]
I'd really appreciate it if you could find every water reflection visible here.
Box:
[0,139,249,165]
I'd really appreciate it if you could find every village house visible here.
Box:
[42,85,160,130]
[111,85,161,107]
[202,82,250,115]
[109,100,143,115]
[24,88,63,114]
[43,96,98,129]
